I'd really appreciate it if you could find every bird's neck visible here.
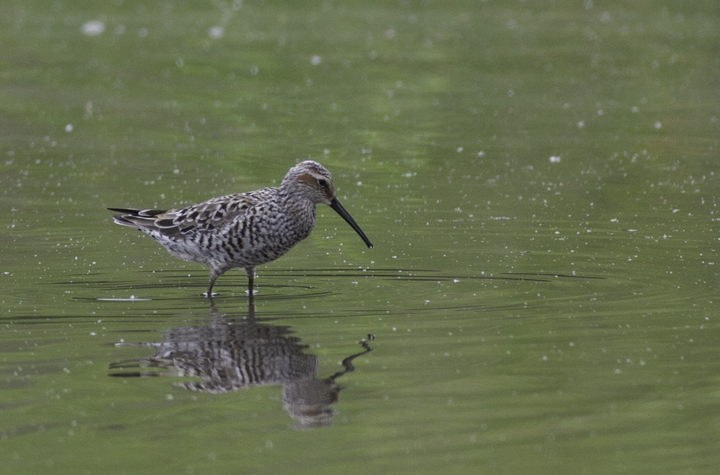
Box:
[280,188,317,233]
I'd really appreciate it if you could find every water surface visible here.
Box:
[2,1,719,474]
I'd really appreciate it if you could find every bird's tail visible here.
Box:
[107,208,167,231]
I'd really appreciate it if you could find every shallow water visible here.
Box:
[2,1,719,474]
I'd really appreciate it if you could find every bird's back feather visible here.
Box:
[108,189,271,238]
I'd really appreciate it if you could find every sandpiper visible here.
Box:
[108,161,373,296]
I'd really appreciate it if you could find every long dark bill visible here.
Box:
[330,197,373,248]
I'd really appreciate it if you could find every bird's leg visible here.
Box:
[247,281,255,305]
[203,281,215,298]
[204,267,222,298]
[245,267,256,296]
[203,284,214,298]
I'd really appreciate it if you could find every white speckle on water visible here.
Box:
[457,147,463,152]
[654,121,662,129]
[549,156,561,163]
[65,124,73,132]
[311,55,322,65]
[477,151,485,157]
[577,121,584,128]
[208,26,224,39]
[82,21,105,36]
[97,295,151,302]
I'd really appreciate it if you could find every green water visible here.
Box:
[2,1,719,473]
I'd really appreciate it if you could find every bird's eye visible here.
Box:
[318,178,327,187]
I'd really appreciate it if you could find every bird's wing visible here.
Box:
[110,188,273,238]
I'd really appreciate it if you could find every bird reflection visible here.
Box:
[108,297,373,428]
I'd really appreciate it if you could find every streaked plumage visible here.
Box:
[108,161,372,296]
